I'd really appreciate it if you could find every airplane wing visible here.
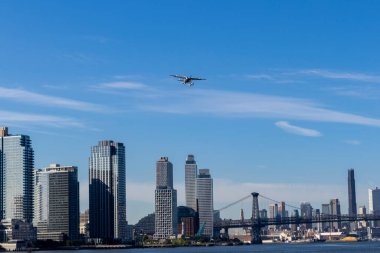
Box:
[170,75,186,79]
[190,77,206,80]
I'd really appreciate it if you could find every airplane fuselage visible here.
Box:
[178,77,193,85]
[170,74,205,86]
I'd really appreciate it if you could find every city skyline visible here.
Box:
[0,127,378,225]
[1,125,379,230]
[1,1,380,224]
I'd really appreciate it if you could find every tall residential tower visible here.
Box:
[89,140,127,241]
[196,169,213,238]
[330,198,341,230]
[348,169,357,216]
[154,157,177,239]
[348,168,357,231]
[0,127,34,222]
[185,155,197,210]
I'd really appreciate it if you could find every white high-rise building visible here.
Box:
[369,188,380,227]
[268,203,278,219]
[369,188,380,214]
[185,155,197,210]
[358,206,368,228]
[154,157,177,239]
[196,169,213,238]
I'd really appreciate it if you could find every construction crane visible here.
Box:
[196,221,206,237]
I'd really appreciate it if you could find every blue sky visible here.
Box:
[1,0,380,223]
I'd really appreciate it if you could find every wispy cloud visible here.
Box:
[0,110,83,127]
[299,69,380,83]
[275,121,322,137]
[61,53,94,64]
[0,86,106,112]
[343,139,361,145]
[244,73,298,84]
[245,69,380,86]
[113,75,145,80]
[325,87,365,98]
[245,74,274,80]
[82,35,110,44]
[42,84,69,90]
[140,89,380,128]
[323,86,380,99]
[96,81,147,90]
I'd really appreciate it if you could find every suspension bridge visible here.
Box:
[214,192,380,244]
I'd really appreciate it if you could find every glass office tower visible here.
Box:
[196,169,213,238]
[0,127,34,222]
[89,140,127,241]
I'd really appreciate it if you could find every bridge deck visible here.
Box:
[215,214,380,228]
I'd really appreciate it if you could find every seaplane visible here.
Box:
[170,75,206,86]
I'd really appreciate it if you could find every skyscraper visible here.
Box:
[278,202,286,218]
[0,127,34,222]
[278,201,288,229]
[196,169,213,238]
[348,169,357,231]
[268,203,278,230]
[291,210,299,231]
[321,203,330,231]
[330,198,341,230]
[259,209,268,219]
[156,156,173,189]
[368,187,380,227]
[185,155,197,211]
[348,169,357,216]
[34,164,79,240]
[268,203,278,219]
[89,140,127,241]
[300,202,313,229]
[313,209,321,231]
[368,188,380,214]
[154,157,177,239]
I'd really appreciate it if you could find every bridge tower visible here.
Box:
[251,192,262,244]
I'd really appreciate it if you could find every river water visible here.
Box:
[40,242,380,253]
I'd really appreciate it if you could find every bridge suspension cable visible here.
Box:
[216,192,302,213]
[259,194,301,211]
[216,194,251,212]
